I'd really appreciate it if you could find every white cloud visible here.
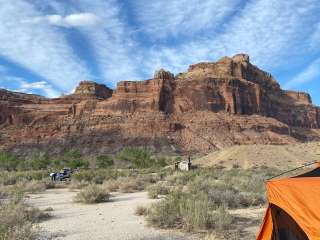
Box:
[0,75,59,98]
[139,0,320,74]
[131,0,242,39]
[0,0,91,92]
[284,58,320,89]
[67,0,142,85]
[28,13,100,28]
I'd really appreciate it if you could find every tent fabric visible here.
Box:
[271,204,309,240]
[257,166,320,240]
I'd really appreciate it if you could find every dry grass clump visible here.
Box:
[68,180,90,190]
[74,184,110,204]
[135,205,148,216]
[102,179,120,192]
[145,167,279,233]
[147,182,169,199]
[0,197,50,239]
[146,191,233,231]
[118,178,144,193]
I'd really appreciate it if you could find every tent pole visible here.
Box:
[267,161,318,180]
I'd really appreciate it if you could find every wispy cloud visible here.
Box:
[141,0,320,73]
[0,0,91,91]
[0,0,319,103]
[131,0,242,40]
[68,0,142,85]
[284,58,320,89]
[26,13,100,28]
[0,75,59,97]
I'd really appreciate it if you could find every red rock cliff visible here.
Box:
[1,54,320,155]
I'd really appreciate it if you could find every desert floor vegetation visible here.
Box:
[0,146,281,239]
[143,166,280,237]
[0,180,51,240]
[74,184,110,204]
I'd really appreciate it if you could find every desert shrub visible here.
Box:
[17,180,47,193]
[116,147,151,167]
[147,191,183,228]
[0,196,50,239]
[64,149,82,159]
[72,170,96,182]
[59,149,89,169]
[119,178,144,193]
[211,206,233,231]
[135,205,148,216]
[147,182,169,199]
[147,190,234,231]
[180,194,214,230]
[154,157,168,167]
[144,167,280,232]
[0,152,19,171]
[44,207,54,212]
[72,169,126,183]
[29,152,51,170]
[69,180,90,190]
[68,158,89,169]
[74,184,110,204]
[1,180,48,199]
[166,171,196,186]
[0,170,48,185]
[116,147,156,168]
[96,155,114,169]
[103,179,120,192]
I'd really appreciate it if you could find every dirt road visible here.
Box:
[29,189,195,240]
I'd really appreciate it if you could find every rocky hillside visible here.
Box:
[1,54,320,156]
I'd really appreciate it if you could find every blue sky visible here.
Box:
[0,0,319,105]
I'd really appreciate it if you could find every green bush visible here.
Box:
[96,155,114,169]
[29,152,51,170]
[74,184,110,204]
[68,158,89,169]
[0,152,19,171]
[116,147,153,168]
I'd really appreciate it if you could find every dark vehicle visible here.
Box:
[50,168,73,181]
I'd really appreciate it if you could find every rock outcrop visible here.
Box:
[72,81,113,99]
[1,54,320,156]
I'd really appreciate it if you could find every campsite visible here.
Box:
[1,1,320,239]
[1,142,320,239]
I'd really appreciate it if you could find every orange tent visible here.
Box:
[257,164,320,240]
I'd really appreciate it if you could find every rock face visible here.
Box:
[73,81,113,99]
[1,54,320,156]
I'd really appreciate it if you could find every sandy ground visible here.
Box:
[229,207,265,239]
[195,142,320,170]
[28,189,197,240]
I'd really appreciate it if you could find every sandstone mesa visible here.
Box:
[1,54,320,156]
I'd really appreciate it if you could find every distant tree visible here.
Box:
[116,147,154,168]
[96,155,114,168]
[0,151,19,171]
[68,159,89,169]
[63,149,89,169]
[64,149,81,159]
[30,152,50,170]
